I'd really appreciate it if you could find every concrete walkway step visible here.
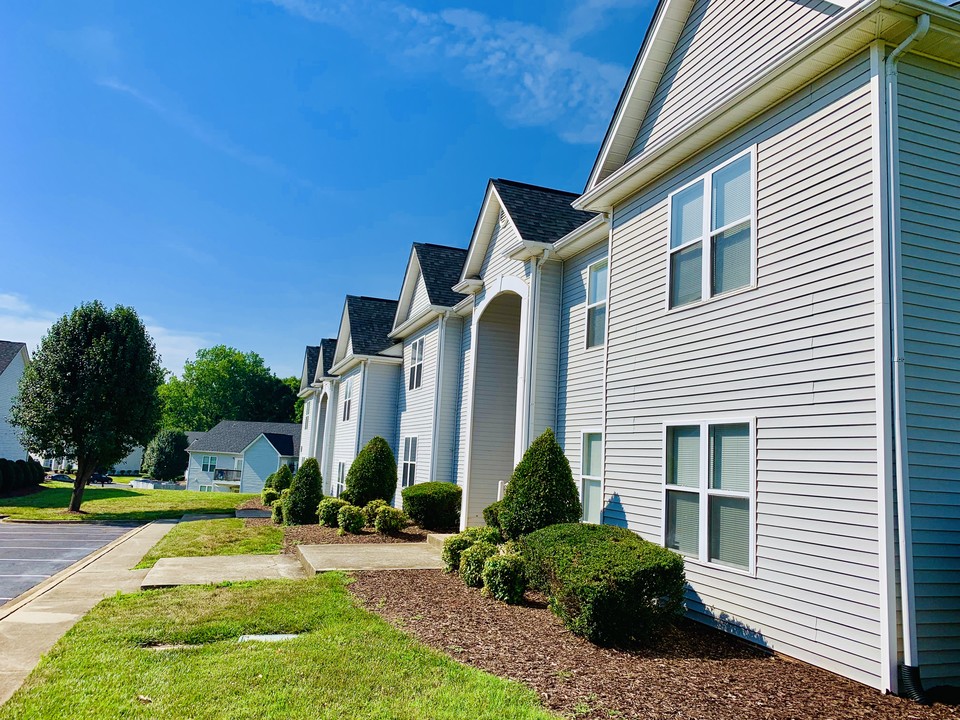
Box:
[426,533,454,549]
[140,555,305,589]
[296,543,443,574]
[236,508,272,519]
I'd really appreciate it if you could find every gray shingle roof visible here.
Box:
[315,338,338,380]
[187,420,301,457]
[0,341,26,376]
[492,179,598,245]
[301,346,320,391]
[346,296,399,356]
[414,244,468,308]
[185,432,206,447]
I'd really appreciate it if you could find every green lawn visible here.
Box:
[0,574,557,720]
[136,518,283,569]
[0,482,253,523]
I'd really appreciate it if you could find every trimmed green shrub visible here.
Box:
[374,506,407,535]
[283,458,324,525]
[271,499,284,525]
[14,460,28,489]
[459,541,497,588]
[261,488,280,507]
[441,526,502,573]
[363,499,389,527]
[263,471,278,490]
[521,523,685,645]
[483,553,526,604]
[342,436,396,507]
[337,505,365,535]
[499,428,581,540]
[482,500,503,532]
[401,481,461,530]
[318,497,349,528]
[273,465,294,493]
[31,459,44,484]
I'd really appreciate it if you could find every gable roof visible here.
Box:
[414,243,468,308]
[300,346,320,391]
[346,296,399,356]
[313,338,338,381]
[0,341,27,375]
[185,432,206,447]
[187,420,301,456]
[491,179,597,245]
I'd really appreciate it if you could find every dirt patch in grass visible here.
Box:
[238,497,270,512]
[244,518,430,552]
[349,569,959,720]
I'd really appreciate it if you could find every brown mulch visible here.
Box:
[243,517,429,553]
[349,569,959,720]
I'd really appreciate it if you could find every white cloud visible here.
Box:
[0,294,210,376]
[269,0,630,144]
[562,0,650,41]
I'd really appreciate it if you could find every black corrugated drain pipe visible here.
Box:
[898,665,929,705]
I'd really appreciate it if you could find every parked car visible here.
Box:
[88,473,111,486]
[49,474,71,482]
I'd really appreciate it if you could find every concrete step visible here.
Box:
[426,533,454,549]
[140,554,305,589]
[296,543,443,574]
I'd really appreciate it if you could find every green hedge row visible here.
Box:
[0,458,44,494]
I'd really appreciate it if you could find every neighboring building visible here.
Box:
[293,0,960,695]
[298,338,338,484]
[185,420,300,493]
[0,341,29,461]
[110,447,144,475]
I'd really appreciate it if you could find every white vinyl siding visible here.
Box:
[408,269,432,321]
[898,54,960,688]
[628,0,841,159]
[454,313,473,487]
[239,435,281,494]
[606,56,883,687]
[479,217,526,281]
[332,366,362,485]
[533,260,561,438]
[0,349,28,461]
[436,315,463,485]
[186,452,239,492]
[398,322,439,487]
[360,362,400,457]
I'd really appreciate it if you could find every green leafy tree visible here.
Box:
[499,428,581,540]
[141,429,190,481]
[282,376,305,423]
[283,457,323,525]
[11,302,163,512]
[343,436,397,507]
[159,346,297,432]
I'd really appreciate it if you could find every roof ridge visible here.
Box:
[349,295,398,303]
[493,178,580,197]
[415,242,468,252]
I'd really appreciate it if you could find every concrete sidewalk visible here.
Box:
[140,554,305,589]
[296,543,443,573]
[0,520,175,706]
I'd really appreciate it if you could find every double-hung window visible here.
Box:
[408,338,424,390]
[342,379,352,421]
[201,456,217,473]
[586,260,608,349]
[581,432,603,523]
[304,400,311,430]
[401,437,418,488]
[664,420,754,572]
[668,151,755,308]
[335,462,346,497]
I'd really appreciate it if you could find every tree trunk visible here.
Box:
[70,459,93,512]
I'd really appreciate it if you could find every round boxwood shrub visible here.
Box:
[482,500,503,533]
[14,460,29,489]
[459,541,497,588]
[337,504,365,535]
[283,458,324,525]
[342,436,396,507]
[261,487,280,507]
[374,506,407,535]
[318,497,349,528]
[271,499,284,525]
[521,523,685,645]
[499,428,581,540]
[483,553,526,605]
[401,481,461,530]
[441,526,502,573]
[363,498,389,527]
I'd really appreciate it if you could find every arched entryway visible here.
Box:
[465,291,523,525]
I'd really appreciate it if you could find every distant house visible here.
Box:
[110,447,144,475]
[185,421,300,493]
[0,341,29,461]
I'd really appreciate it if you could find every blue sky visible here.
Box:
[0,0,653,378]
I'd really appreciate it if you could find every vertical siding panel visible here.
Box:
[898,54,960,688]
[533,261,561,437]
[360,362,400,455]
[454,312,473,487]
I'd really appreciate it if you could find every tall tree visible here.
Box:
[283,376,304,423]
[12,302,163,512]
[141,429,190,481]
[159,345,296,431]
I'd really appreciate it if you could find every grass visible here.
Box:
[0,574,558,720]
[135,518,283,569]
[0,481,253,523]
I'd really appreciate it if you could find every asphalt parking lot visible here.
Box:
[0,524,131,605]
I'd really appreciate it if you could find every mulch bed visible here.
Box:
[238,497,270,511]
[349,569,959,720]
[243,517,430,553]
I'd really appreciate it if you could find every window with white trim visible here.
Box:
[664,421,753,571]
[342,379,352,421]
[586,260,608,349]
[201,456,217,473]
[408,338,424,390]
[335,462,346,497]
[401,437,418,488]
[304,399,311,430]
[581,432,603,524]
[668,152,754,308]
[234,457,244,473]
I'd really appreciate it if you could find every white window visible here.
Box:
[199,484,212,493]
[401,437,418,488]
[342,379,352,421]
[201,456,217,473]
[304,399,311,430]
[335,462,346,497]
[585,260,608,349]
[408,338,424,390]
[234,457,244,472]
[664,420,754,572]
[581,432,603,524]
[668,151,755,308]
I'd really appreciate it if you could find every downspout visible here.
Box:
[431,312,450,482]
[885,13,929,704]
[355,360,369,457]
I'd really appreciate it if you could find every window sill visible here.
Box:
[665,282,757,315]
[675,552,756,578]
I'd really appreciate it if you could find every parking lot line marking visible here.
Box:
[0,574,51,578]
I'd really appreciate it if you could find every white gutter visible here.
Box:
[885,12,929,683]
